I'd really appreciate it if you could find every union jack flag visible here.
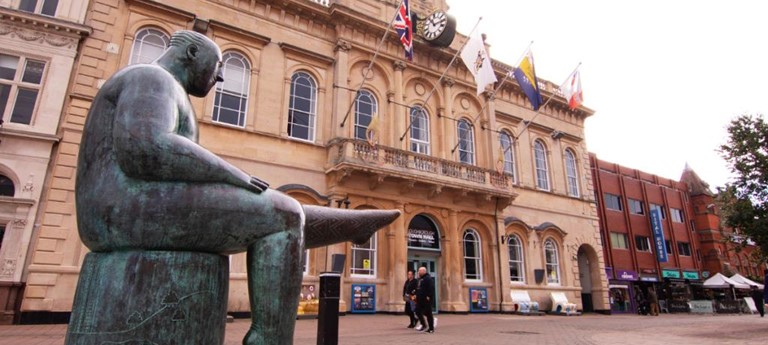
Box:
[393,0,413,61]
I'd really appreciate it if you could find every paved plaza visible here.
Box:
[0,312,765,345]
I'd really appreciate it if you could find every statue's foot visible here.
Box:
[243,328,264,345]
[303,206,401,248]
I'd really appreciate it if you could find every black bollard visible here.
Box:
[317,272,341,345]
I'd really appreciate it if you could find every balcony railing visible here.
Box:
[331,139,513,192]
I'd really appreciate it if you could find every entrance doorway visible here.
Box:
[408,256,438,313]
[577,244,601,312]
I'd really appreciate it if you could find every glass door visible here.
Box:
[409,257,438,313]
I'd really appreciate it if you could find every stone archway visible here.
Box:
[577,244,601,312]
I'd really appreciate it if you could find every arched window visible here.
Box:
[565,148,580,197]
[351,235,376,277]
[463,229,482,281]
[288,71,317,141]
[302,250,309,276]
[212,52,250,127]
[130,27,169,65]
[544,239,560,284]
[508,235,524,283]
[0,175,14,196]
[534,140,550,190]
[457,119,475,164]
[354,89,378,140]
[409,106,430,154]
[500,131,516,182]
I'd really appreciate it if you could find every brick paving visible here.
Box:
[0,313,766,345]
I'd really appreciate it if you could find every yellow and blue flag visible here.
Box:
[512,50,543,110]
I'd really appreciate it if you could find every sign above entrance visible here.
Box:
[682,271,699,280]
[662,269,681,279]
[407,215,441,251]
[616,270,638,281]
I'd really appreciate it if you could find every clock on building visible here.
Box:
[416,10,456,48]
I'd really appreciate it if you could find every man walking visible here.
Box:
[415,267,435,333]
[751,286,765,317]
[403,270,418,328]
[647,287,659,316]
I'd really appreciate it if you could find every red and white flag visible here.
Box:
[561,69,583,110]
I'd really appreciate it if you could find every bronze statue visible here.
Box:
[71,30,399,344]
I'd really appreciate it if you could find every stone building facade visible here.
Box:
[0,0,90,323]
[19,0,608,321]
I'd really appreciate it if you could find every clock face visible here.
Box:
[422,11,448,41]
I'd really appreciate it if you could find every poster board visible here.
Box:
[469,287,489,313]
[297,284,319,317]
[351,284,376,313]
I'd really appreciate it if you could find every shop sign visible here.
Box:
[662,269,681,279]
[689,300,714,314]
[702,271,710,278]
[682,271,699,280]
[650,209,668,263]
[616,270,638,281]
[640,276,659,282]
[407,215,441,251]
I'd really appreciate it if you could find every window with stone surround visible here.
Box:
[409,106,430,155]
[18,0,58,16]
[212,51,250,127]
[463,229,482,281]
[564,148,580,197]
[457,119,475,164]
[287,71,317,142]
[130,27,169,65]
[0,53,46,125]
[354,89,377,140]
[350,235,376,277]
[534,140,550,190]
[499,131,516,182]
[507,234,525,283]
[544,239,561,285]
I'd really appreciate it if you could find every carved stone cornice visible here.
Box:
[0,6,90,40]
[393,61,407,71]
[0,22,80,49]
[442,77,455,87]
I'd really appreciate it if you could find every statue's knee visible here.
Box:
[267,190,304,233]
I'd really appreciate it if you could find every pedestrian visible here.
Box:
[403,270,418,328]
[647,286,659,316]
[751,286,765,317]
[415,267,435,333]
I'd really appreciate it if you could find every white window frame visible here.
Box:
[610,232,629,249]
[354,89,377,140]
[564,148,580,197]
[544,239,561,285]
[463,229,483,281]
[604,193,623,211]
[500,131,516,182]
[409,106,430,155]
[287,71,317,142]
[0,53,46,126]
[457,119,475,164]
[129,27,169,65]
[628,198,644,215]
[650,204,666,219]
[507,235,525,283]
[350,235,377,277]
[670,208,684,223]
[534,140,550,190]
[18,0,58,16]
[212,51,250,128]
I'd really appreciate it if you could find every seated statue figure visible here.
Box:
[74,30,399,344]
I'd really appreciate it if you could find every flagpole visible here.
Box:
[511,62,582,143]
[398,17,483,142]
[340,0,406,128]
[449,41,533,154]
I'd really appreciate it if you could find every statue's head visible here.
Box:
[166,30,223,97]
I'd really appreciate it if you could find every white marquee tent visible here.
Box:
[730,273,764,289]
[703,273,750,289]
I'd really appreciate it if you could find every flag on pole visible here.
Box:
[366,112,380,146]
[460,28,497,95]
[393,0,413,61]
[561,69,583,110]
[512,50,543,110]
[496,144,506,174]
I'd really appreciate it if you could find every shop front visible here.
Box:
[662,269,692,313]
[609,270,639,313]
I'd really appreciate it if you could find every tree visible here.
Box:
[718,114,768,262]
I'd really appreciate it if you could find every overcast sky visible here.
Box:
[448,0,768,190]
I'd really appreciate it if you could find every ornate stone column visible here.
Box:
[388,201,408,312]
[392,61,406,148]
[333,38,352,139]
[440,77,454,160]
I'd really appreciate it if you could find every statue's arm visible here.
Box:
[112,70,266,193]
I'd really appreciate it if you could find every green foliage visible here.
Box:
[718,114,768,262]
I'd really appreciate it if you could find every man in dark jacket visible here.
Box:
[403,270,418,327]
[415,267,435,333]
[751,286,765,317]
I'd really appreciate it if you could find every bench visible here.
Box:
[550,292,579,316]
[510,290,541,315]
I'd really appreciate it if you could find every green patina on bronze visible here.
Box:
[66,30,399,345]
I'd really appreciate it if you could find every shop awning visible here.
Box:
[730,273,764,289]
[703,273,750,289]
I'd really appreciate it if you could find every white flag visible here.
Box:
[561,69,583,110]
[460,29,497,95]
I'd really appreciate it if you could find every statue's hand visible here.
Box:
[248,176,270,194]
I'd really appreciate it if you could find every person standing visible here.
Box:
[403,270,419,328]
[751,286,765,317]
[647,286,659,316]
[415,267,435,333]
